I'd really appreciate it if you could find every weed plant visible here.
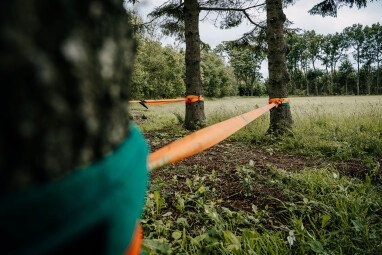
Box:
[135,96,382,254]
[142,166,382,254]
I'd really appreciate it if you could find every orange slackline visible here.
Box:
[148,102,280,171]
[129,95,204,105]
[125,224,143,255]
[268,98,291,106]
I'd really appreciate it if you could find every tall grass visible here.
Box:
[138,96,382,254]
[132,96,382,161]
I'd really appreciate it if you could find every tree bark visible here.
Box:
[356,48,360,95]
[315,80,319,96]
[304,67,309,96]
[0,0,134,194]
[345,77,348,95]
[330,67,334,95]
[184,0,206,130]
[266,0,293,134]
[377,61,380,94]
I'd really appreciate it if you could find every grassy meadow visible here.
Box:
[131,96,382,254]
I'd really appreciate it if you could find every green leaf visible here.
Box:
[224,230,241,247]
[176,217,188,226]
[351,219,363,232]
[163,211,172,217]
[321,214,331,228]
[172,230,182,240]
[143,239,172,254]
[308,240,324,253]
[191,234,207,245]
[198,185,206,194]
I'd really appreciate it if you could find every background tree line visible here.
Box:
[131,21,382,100]
[287,23,382,96]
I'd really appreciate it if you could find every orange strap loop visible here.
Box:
[148,103,275,171]
[185,95,204,104]
[125,224,143,255]
[268,98,291,106]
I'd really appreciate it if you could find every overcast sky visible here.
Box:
[129,0,382,77]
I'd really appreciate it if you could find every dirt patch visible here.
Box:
[145,129,373,213]
[146,129,371,177]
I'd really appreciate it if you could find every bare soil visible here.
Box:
[144,129,377,213]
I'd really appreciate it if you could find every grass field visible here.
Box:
[131,96,382,254]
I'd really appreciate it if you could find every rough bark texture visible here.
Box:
[184,0,206,130]
[356,52,360,95]
[266,0,293,134]
[377,62,380,94]
[0,0,135,194]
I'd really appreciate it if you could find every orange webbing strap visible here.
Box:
[185,95,204,104]
[129,96,204,105]
[141,98,186,105]
[268,98,291,106]
[125,224,143,255]
[148,103,277,170]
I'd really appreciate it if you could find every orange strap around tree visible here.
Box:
[148,102,278,171]
[125,224,143,255]
[268,97,291,106]
[185,95,204,103]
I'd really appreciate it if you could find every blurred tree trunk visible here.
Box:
[184,0,206,130]
[0,0,135,194]
[266,0,293,134]
[377,63,380,94]
[345,77,348,95]
[356,49,360,95]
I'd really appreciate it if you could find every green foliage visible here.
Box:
[217,43,266,96]
[271,168,382,254]
[287,23,382,96]
[201,49,237,97]
[132,38,185,99]
[131,37,237,99]
[142,163,382,254]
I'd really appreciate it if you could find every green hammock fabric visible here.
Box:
[0,124,149,255]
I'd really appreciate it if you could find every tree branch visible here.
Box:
[199,4,266,29]
[199,3,265,12]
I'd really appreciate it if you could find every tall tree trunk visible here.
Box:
[0,0,134,193]
[356,50,360,95]
[377,61,380,94]
[184,0,205,130]
[367,65,371,95]
[291,69,296,95]
[305,68,309,96]
[315,80,319,96]
[329,66,334,96]
[266,0,293,134]
[345,77,348,95]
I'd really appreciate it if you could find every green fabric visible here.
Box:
[0,124,149,255]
